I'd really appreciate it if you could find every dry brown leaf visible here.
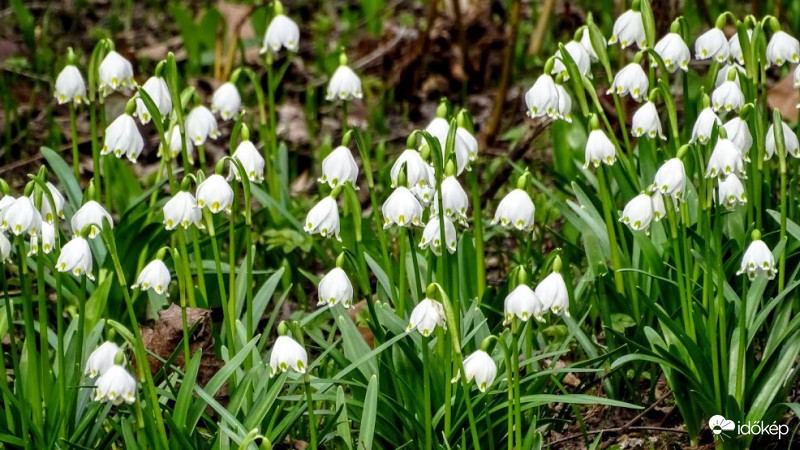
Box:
[767,74,798,123]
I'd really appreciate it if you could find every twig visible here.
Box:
[526,0,556,56]
[618,388,673,433]
[550,425,689,446]
[480,120,549,204]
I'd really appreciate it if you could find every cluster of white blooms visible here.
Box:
[85,342,137,405]
[503,260,570,324]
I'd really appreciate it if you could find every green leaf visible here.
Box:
[358,375,379,450]
[173,351,202,430]
[41,146,82,210]
[336,386,353,449]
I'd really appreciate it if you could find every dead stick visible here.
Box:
[481,0,521,146]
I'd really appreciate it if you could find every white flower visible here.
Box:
[552,41,590,80]
[653,33,690,72]
[410,180,436,207]
[607,63,648,101]
[185,106,219,146]
[424,117,470,175]
[706,138,745,179]
[72,200,113,238]
[391,149,433,189]
[555,84,573,123]
[132,259,171,295]
[305,196,341,240]
[1,197,41,236]
[231,140,266,183]
[766,31,800,67]
[631,101,665,139]
[135,76,171,124]
[729,31,751,65]
[260,14,300,54]
[690,107,721,144]
[737,238,777,280]
[162,124,194,161]
[491,189,535,232]
[211,82,241,120]
[457,127,479,161]
[716,174,747,209]
[711,81,744,112]
[524,74,560,119]
[535,272,569,317]
[327,65,362,101]
[695,28,730,62]
[723,117,752,160]
[419,217,457,256]
[453,350,497,392]
[0,233,9,262]
[715,64,745,88]
[54,65,87,105]
[56,236,94,280]
[651,158,686,200]
[163,191,204,230]
[93,365,137,405]
[98,51,135,96]
[196,174,234,214]
[29,222,55,255]
[0,196,15,215]
[766,121,800,159]
[382,187,423,228]
[432,176,469,225]
[580,28,603,62]
[651,192,666,221]
[407,298,446,336]
[269,335,307,375]
[102,113,144,162]
[504,284,543,323]
[32,182,65,223]
[795,65,800,88]
[85,342,122,378]
[317,267,353,308]
[620,193,654,233]
[609,10,645,49]
[584,129,616,168]
[319,146,358,188]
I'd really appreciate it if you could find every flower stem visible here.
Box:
[204,211,235,349]
[1,263,24,438]
[398,231,407,316]
[303,373,318,450]
[15,237,42,428]
[469,168,486,300]
[89,102,101,199]
[69,103,80,180]
[176,230,196,308]
[191,227,208,303]
[596,165,626,297]
[422,335,433,450]
[35,249,49,399]
[511,321,523,449]
[407,228,423,302]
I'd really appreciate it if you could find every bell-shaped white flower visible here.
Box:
[795,64,800,89]
[555,84,573,123]
[453,350,497,393]
[1,197,41,236]
[410,179,436,207]
[57,236,94,280]
[319,146,358,188]
[55,65,87,105]
[382,187,423,228]
[714,64,745,88]
[132,259,171,295]
[260,13,300,54]
[651,192,666,222]
[419,217,457,256]
[407,298,446,337]
[580,28,603,62]
[93,365,137,405]
[391,149,433,189]
[135,76,171,124]
[723,117,752,161]
[631,101,665,139]
[524,74,560,119]
[196,174,234,214]
[620,193,654,233]
[695,28,730,62]
[706,138,745,179]
[327,65,363,101]
[716,174,747,209]
[161,124,194,162]
[552,41,590,80]
[492,189,535,232]
[535,271,570,317]
[0,233,9,262]
[504,284,543,323]
[729,30,751,65]
[457,127,479,161]
[432,176,469,225]
[30,222,55,255]
[98,51,135,96]
[269,335,308,375]
[653,33,690,72]
[711,81,744,112]
[607,63,648,101]
[72,200,113,238]
[737,236,777,280]
[305,196,341,240]
[85,342,123,378]
[185,106,219,146]
[163,191,204,230]
[651,158,686,200]
[609,10,646,49]
[424,117,470,175]
[102,113,144,162]
[211,82,241,120]
[584,129,616,168]
[32,182,65,223]
[690,107,721,144]
[766,121,800,159]
[0,196,15,215]
[231,140,266,183]
[317,267,353,308]
[767,31,800,67]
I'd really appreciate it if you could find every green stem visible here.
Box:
[204,211,234,349]
[666,202,694,341]
[596,166,626,297]
[398,232,407,316]
[176,230,196,308]
[191,227,208,303]
[779,145,787,292]
[407,228,423,303]
[341,101,349,136]
[89,102,100,199]
[15,237,42,429]
[1,264,24,438]
[265,58,280,203]
[35,249,49,401]
[469,168,486,300]
[734,278,747,404]
[69,103,80,181]
[229,193,237,339]
[455,350,481,449]
[303,374,318,450]
[511,321,523,448]
[422,335,433,450]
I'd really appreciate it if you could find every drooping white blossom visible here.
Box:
[231,140,266,183]
[716,174,747,209]
[54,65,87,105]
[695,28,730,62]
[407,298,446,336]
[56,236,94,280]
[535,272,570,317]
[765,121,800,159]
[608,63,649,101]
[317,267,353,308]
[85,342,124,378]
[584,129,616,168]
[653,33,690,72]
[431,176,469,225]
[326,65,363,101]
[706,138,745,179]
[135,76,172,124]
[102,113,144,162]
[305,196,341,240]
[71,200,112,238]
[163,191,204,230]
[269,335,308,375]
[260,13,300,54]
[452,350,497,393]
[524,74,560,119]
[609,10,646,49]
[211,82,242,121]
[491,189,535,232]
[185,106,219,146]
[620,193,654,233]
[766,30,800,67]
[737,237,777,280]
[504,284,543,323]
[93,365,137,405]
[319,146,358,188]
[690,107,721,144]
[98,51,135,96]
[132,259,171,295]
[631,101,665,139]
[419,217,457,256]
[195,174,234,214]
[382,187,423,228]
[711,80,744,112]
[651,158,686,200]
